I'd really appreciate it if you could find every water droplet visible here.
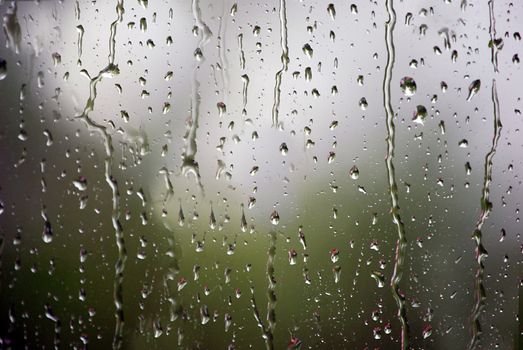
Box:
[178,204,185,226]
[41,221,53,243]
[270,211,280,225]
[327,152,336,164]
[302,44,313,59]
[400,76,417,96]
[333,266,341,283]
[0,58,7,80]
[52,52,62,66]
[327,4,336,20]
[349,165,359,179]
[279,143,288,155]
[330,248,339,263]
[209,203,216,229]
[359,97,368,110]
[73,176,88,191]
[458,139,469,148]
[412,105,427,124]
[217,102,226,117]
[371,271,385,288]
[422,324,433,339]
[466,79,481,101]
[230,3,237,16]
[177,277,187,291]
[288,249,297,265]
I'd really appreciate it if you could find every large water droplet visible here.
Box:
[466,79,481,101]
[412,105,427,124]
[400,76,417,96]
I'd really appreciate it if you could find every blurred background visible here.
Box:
[0,0,521,349]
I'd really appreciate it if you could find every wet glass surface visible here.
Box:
[0,1,521,349]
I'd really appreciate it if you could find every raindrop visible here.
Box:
[466,79,481,101]
[0,58,7,80]
[359,97,368,110]
[302,44,313,59]
[349,165,359,179]
[327,4,336,20]
[279,143,288,155]
[288,249,297,265]
[270,211,280,225]
[400,76,417,96]
[333,266,341,283]
[412,105,427,124]
[458,139,469,148]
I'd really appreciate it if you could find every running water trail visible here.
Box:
[238,33,245,70]
[468,2,502,348]
[241,73,249,117]
[162,220,182,322]
[383,0,409,348]
[266,231,277,345]
[250,290,272,350]
[271,0,289,127]
[181,0,212,193]
[76,25,84,63]
[44,304,61,350]
[249,231,277,350]
[75,1,83,64]
[238,28,248,117]
[2,1,21,54]
[488,0,500,73]
[218,0,229,104]
[74,1,126,349]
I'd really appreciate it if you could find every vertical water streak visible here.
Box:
[75,1,126,349]
[76,25,84,63]
[266,231,277,344]
[159,167,175,205]
[249,231,277,350]
[241,73,249,116]
[238,33,245,70]
[467,84,501,350]
[2,1,21,54]
[45,304,61,350]
[250,290,272,350]
[182,0,212,192]
[162,222,181,322]
[383,0,409,348]
[271,0,289,127]
[488,0,499,73]
[218,0,229,104]
[75,1,80,20]
[238,30,248,118]
[468,3,502,348]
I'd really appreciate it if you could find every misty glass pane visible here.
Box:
[0,0,521,349]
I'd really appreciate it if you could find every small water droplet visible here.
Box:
[349,165,359,179]
[0,58,7,80]
[302,44,313,59]
[359,97,368,110]
[458,139,469,148]
[279,143,288,155]
[270,211,280,225]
